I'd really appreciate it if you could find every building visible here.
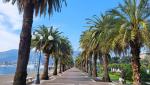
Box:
[140,52,150,59]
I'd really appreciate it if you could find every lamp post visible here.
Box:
[32,32,54,84]
[32,33,43,84]
[48,35,54,41]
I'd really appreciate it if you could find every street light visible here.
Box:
[32,33,54,84]
[48,35,54,41]
[33,34,43,84]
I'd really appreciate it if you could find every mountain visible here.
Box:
[0,49,80,64]
[0,49,45,64]
[72,51,80,60]
[0,49,18,62]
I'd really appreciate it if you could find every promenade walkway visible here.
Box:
[39,67,110,85]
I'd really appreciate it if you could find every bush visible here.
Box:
[109,64,133,81]
[123,64,132,81]
[109,64,150,82]
[109,72,120,81]
[141,65,150,82]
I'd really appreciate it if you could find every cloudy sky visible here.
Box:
[0,0,121,52]
[0,1,21,51]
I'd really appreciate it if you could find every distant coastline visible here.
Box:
[0,64,46,75]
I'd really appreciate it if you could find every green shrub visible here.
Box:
[109,72,120,81]
[141,66,150,82]
[109,64,133,81]
[99,63,150,83]
[123,64,132,81]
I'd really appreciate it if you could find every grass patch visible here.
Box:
[98,72,120,81]
[109,72,120,81]
[98,72,132,84]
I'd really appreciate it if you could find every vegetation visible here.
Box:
[108,0,150,84]
[3,0,66,85]
[141,55,150,67]
[31,25,62,79]
[57,36,74,73]
[2,0,150,85]
[31,25,73,78]
[76,0,150,84]
[79,30,100,78]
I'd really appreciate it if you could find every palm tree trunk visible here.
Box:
[130,42,141,85]
[102,54,111,82]
[59,58,62,73]
[86,57,88,73]
[13,2,34,85]
[80,61,82,70]
[59,63,62,73]
[53,57,58,75]
[92,54,97,77]
[81,60,84,71]
[83,60,86,72]
[62,64,65,72]
[88,56,92,76]
[41,54,49,80]
[99,53,103,64]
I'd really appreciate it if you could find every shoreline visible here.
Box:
[0,69,54,85]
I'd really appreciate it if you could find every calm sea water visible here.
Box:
[0,65,44,75]
[0,66,16,75]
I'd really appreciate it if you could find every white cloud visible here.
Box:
[0,28,19,52]
[0,1,41,52]
[0,1,22,30]
[0,1,22,52]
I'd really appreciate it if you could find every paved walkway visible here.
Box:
[39,67,110,85]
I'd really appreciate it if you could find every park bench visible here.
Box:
[26,77,33,83]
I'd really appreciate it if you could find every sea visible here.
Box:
[0,64,44,75]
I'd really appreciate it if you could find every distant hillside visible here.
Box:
[0,49,80,64]
[72,51,80,60]
[0,49,45,64]
[0,49,18,62]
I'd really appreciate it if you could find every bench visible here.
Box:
[26,77,33,83]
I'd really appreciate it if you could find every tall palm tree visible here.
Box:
[53,56,59,75]
[3,0,66,85]
[80,50,88,72]
[31,25,61,80]
[80,30,98,77]
[75,56,82,69]
[61,55,74,71]
[58,36,73,73]
[50,35,64,76]
[109,0,150,84]
[92,51,98,77]
[80,30,93,75]
[86,14,116,81]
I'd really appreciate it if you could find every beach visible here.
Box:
[0,75,14,85]
[0,69,54,85]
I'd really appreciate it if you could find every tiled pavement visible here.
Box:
[37,67,110,85]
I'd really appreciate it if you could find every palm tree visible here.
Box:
[31,25,61,80]
[51,36,73,76]
[92,51,98,77]
[3,0,66,85]
[80,50,88,72]
[75,56,82,69]
[86,14,116,81]
[80,30,98,77]
[61,55,74,71]
[109,0,150,84]
[58,36,73,73]
[80,30,93,75]
[53,57,59,75]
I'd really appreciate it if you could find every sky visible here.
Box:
[0,0,122,52]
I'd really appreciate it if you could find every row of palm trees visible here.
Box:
[3,0,67,85]
[31,25,74,80]
[77,0,150,85]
